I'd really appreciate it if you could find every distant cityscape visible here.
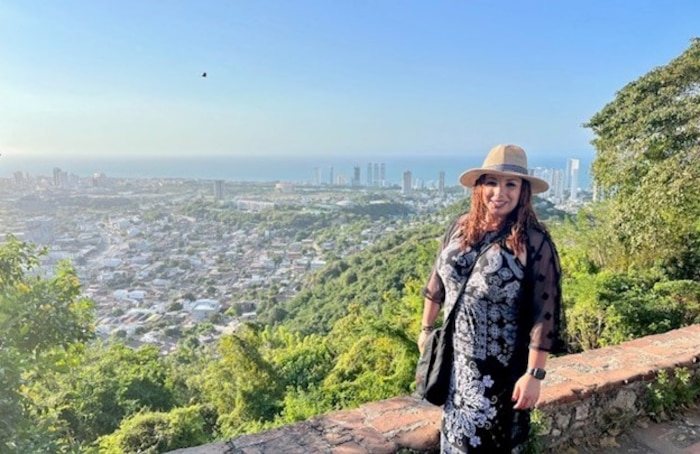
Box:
[0,153,593,191]
[309,157,588,204]
[18,155,592,209]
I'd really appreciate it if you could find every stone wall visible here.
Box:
[169,325,700,454]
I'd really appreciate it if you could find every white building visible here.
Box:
[190,299,221,322]
[567,158,580,201]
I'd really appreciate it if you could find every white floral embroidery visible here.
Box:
[438,237,527,452]
[443,360,495,449]
[498,267,513,280]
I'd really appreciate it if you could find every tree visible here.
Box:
[97,406,210,454]
[0,236,95,453]
[584,38,700,278]
[182,292,196,302]
[202,325,285,435]
[43,342,177,443]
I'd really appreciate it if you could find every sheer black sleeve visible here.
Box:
[422,261,445,305]
[421,215,464,305]
[527,229,565,354]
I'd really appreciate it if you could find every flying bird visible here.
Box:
[201,72,207,78]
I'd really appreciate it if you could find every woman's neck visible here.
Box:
[482,216,506,232]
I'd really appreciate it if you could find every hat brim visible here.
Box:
[459,169,549,194]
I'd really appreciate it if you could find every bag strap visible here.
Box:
[443,226,510,332]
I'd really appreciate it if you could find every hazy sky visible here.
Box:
[1,1,698,160]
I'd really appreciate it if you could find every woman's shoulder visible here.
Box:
[525,223,555,251]
[444,212,469,238]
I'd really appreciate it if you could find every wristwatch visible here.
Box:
[527,368,546,380]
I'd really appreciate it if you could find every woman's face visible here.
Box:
[480,174,522,221]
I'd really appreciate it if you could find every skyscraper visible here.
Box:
[568,158,580,201]
[373,163,379,186]
[353,166,361,187]
[329,166,334,186]
[366,163,373,186]
[402,170,412,196]
[213,180,224,200]
[53,167,62,187]
[313,167,322,186]
[551,169,565,201]
[379,163,386,186]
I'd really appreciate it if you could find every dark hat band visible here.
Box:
[483,164,528,175]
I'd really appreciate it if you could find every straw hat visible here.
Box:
[459,144,549,194]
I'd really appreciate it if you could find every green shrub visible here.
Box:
[97,406,209,454]
[646,368,700,422]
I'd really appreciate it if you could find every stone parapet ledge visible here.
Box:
[168,325,700,454]
[539,324,700,450]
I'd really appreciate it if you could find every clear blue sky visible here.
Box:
[1,0,698,160]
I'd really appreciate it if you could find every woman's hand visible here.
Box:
[417,330,429,354]
[511,374,541,410]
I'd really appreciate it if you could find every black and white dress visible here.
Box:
[423,223,562,453]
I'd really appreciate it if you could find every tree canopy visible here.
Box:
[584,38,700,278]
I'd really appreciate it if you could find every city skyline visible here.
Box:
[1,1,698,160]
[44,154,589,203]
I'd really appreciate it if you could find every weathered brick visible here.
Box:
[392,424,440,450]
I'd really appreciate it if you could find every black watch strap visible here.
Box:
[528,368,546,380]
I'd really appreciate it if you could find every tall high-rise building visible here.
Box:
[213,180,224,200]
[551,169,565,201]
[402,170,412,196]
[51,168,69,188]
[53,167,63,187]
[438,171,445,193]
[366,163,373,186]
[352,166,361,187]
[313,167,322,186]
[379,163,386,186]
[568,158,580,201]
[373,163,380,186]
[329,166,334,186]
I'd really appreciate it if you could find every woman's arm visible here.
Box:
[417,298,441,353]
[512,348,549,410]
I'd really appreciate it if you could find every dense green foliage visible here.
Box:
[646,367,700,422]
[97,406,211,454]
[0,237,94,453]
[37,343,178,443]
[556,37,700,351]
[584,37,700,280]
[274,223,442,335]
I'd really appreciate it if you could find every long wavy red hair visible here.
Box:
[459,176,543,254]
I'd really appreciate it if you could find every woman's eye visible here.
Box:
[485,180,497,186]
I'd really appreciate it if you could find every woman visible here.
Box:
[419,144,564,453]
